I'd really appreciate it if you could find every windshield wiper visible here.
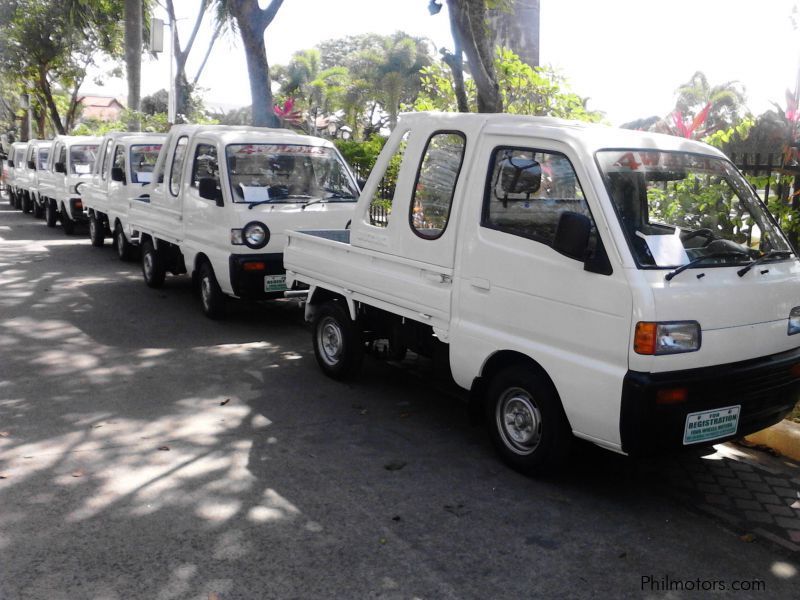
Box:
[248,199,282,209]
[301,198,328,210]
[665,252,751,281]
[736,250,793,277]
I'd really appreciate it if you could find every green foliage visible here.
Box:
[71,109,172,135]
[334,135,386,176]
[703,117,755,149]
[413,48,604,122]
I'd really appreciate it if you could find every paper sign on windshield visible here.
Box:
[636,229,689,266]
[241,185,270,202]
[136,171,152,183]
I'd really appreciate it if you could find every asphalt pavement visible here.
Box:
[0,199,798,600]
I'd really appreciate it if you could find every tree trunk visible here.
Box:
[446,0,502,113]
[488,0,540,67]
[125,0,142,130]
[229,0,285,128]
[38,67,65,135]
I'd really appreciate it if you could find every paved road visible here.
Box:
[0,201,798,599]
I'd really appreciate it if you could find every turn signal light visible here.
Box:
[656,387,688,405]
[634,322,657,355]
[242,261,265,271]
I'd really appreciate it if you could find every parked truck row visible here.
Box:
[4,113,800,475]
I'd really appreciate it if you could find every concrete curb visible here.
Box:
[744,419,800,462]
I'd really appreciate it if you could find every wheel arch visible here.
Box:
[306,286,356,322]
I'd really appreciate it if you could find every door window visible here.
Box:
[169,136,188,196]
[112,144,126,174]
[409,131,466,239]
[482,147,595,249]
[190,143,219,189]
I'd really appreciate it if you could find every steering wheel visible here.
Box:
[681,228,716,246]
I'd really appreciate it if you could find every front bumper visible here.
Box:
[620,347,800,455]
[229,253,286,300]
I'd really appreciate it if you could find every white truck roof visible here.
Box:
[398,111,727,159]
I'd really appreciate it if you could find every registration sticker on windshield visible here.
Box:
[683,405,740,445]
[264,274,287,293]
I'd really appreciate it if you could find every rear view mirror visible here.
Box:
[27,160,36,170]
[198,177,223,206]
[111,166,125,183]
[499,157,541,195]
[54,162,66,174]
[552,211,591,261]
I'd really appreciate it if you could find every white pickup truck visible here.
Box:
[126,125,359,318]
[82,132,165,256]
[285,112,800,474]
[23,140,53,218]
[6,142,28,210]
[37,135,101,234]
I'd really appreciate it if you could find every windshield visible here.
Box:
[596,150,793,269]
[37,148,50,170]
[225,143,358,203]
[130,144,162,184]
[70,144,98,175]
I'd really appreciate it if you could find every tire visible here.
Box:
[14,191,21,210]
[141,238,166,288]
[198,261,226,319]
[312,300,363,380]
[32,198,43,219]
[89,213,104,247]
[114,223,135,261]
[45,199,58,227]
[7,190,14,207]
[21,194,31,214]
[485,365,572,476]
[60,204,75,235]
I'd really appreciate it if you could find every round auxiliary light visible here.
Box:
[243,221,269,249]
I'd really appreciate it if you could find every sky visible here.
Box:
[84,0,800,126]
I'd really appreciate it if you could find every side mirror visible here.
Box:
[27,160,36,170]
[198,177,223,206]
[7,159,13,168]
[111,166,125,183]
[54,162,66,174]
[499,157,541,195]
[552,211,591,261]
[357,178,367,190]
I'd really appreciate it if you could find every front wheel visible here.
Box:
[312,300,363,380]
[89,213,105,247]
[45,199,58,227]
[485,366,572,476]
[141,239,166,288]
[21,194,31,214]
[198,261,226,319]
[114,223,135,261]
[32,198,43,219]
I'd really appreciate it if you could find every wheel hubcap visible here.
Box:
[496,387,542,455]
[317,317,343,366]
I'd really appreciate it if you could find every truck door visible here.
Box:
[450,137,632,445]
[182,139,228,275]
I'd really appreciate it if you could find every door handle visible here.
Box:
[470,278,491,291]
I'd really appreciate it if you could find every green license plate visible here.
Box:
[264,274,287,293]
[683,405,740,445]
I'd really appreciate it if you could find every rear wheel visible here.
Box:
[7,190,14,207]
[45,199,57,227]
[89,213,104,247]
[21,194,31,214]
[141,239,166,288]
[114,223,135,261]
[60,204,75,235]
[32,198,43,219]
[312,300,363,380]
[485,365,572,476]
[198,261,226,319]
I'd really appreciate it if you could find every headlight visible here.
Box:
[788,307,800,335]
[634,321,701,355]
[242,221,269,249]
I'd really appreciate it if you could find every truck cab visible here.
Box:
[25,140,53,218]
[82,132,165,255]
[127,125,359,318]
[38,135,101,234]
[6,142,28,210]
[285,112,800,474]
